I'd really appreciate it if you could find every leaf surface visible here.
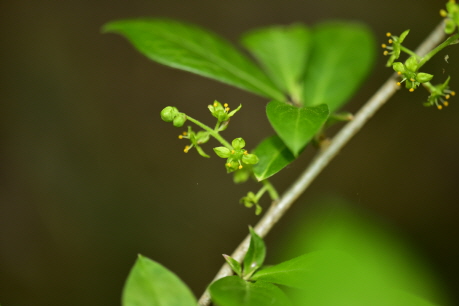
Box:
[122,255,196,306]
[302,22,375,111]
[103,19,285,101]
[242,24,311,103]
[266,101,329,156]
[209,276,291,306]
[252,135,295,181]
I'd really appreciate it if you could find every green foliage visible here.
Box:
[209,276,291,306]
[301,22,376,112]
[252,135,295,181]
[242,227,266,279]
[266,101,329,156]
[103,19,285,101]
[241,24,311,104]
[122,255,196,306]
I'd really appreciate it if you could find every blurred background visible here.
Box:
[1,0,458,305]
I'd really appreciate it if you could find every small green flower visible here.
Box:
[179,127,210,157]
[240,191,262,215]
[382,30,410,67]
[208,100,242,124]
[441,0,459,34]
[393,56,433,92]
[424,76,456,109]
[214,137,259,173]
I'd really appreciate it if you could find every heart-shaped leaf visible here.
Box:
[122,255,196,306]
[103,19,285,101]
[302,22,375,112]
[266,101,329,156]
[252,135,295,181]
[241,24,311,104]
[209,276,291,306]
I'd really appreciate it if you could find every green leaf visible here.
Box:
[241,24,311,104]
[223,254,242,277]
[122,255,196,306]
[243,227,266,279]
[103,19,285,101]
[266,101,329,156]
[209,276,291,306]
[302,22,375,112]
[252,135,295,181]
[251,250,352,288]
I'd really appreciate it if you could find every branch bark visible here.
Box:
[198,21,446,306]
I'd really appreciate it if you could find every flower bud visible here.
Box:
[172,113,187,127]
[392,62,405,73]
[232,138,246,150]
[160,106,179,122]
[242,154,259,165]
[405,56,418,72]
[416,73,434,83]
[214,147,231,158]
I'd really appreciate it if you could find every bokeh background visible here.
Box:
[1,0,458,305]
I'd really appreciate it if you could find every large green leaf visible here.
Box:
[241,24,311,104]
[252,135,295,181]
[122,255,196,306]
[209,276,291,306]
[302,22,375,112]
[103,19,285,101]
[266,101,329,156]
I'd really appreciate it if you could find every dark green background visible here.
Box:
[1,0,458,305]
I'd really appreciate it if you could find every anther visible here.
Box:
[386,32,391,37]
[388,39,393,44]
[238,165,243,169]
[444,101,449,107]
[410,78,415,82]
[184,146,190,153]
[437,105,443,110]
[397,71,402,75]
[383,51,389,56]
[446,94,451,99]
[223,103,228,107]
[213,102,218,107]
[451,91,456,96]
[182,131,187,135]
[381,43,387,48]
[225,107,230,112]
[178,135,183,139]
[231,150,235,154]
[396,82,401,86]
[243,151,248,155]
[440,9,448,17]
[409,88,415,92]
[227,163,231,167]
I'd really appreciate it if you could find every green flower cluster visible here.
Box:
[392,56,433,92]
[214,138,259,173]
[424,77,456,109]
[382,30,410,67]
[441,0,459,34]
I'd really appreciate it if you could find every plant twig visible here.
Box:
[198,21,446,306]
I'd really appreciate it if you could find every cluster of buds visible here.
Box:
[214,138,259,173]
[392,56,433,92]
[160,106,187,127]
[441,0,459,34]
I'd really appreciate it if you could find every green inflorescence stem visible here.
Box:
[418,32,459,69]
[185,115,232,149]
